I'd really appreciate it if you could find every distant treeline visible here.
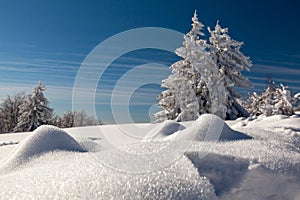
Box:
[0,81,102,134]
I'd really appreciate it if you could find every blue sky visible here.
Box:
[0,0,299,123]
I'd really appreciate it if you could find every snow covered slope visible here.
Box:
[0,114,299,199]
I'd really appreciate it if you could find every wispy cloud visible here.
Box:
[252,64,300,75]
[248,76,300,85]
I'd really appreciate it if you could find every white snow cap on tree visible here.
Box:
[191,10,204,37]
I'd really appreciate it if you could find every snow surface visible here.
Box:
[0,114,299,199]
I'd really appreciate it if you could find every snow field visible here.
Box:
[0,114,299,199]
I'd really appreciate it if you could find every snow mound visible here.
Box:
[172,114,252,141]
[1,125,86,170]
[143,120,185,141]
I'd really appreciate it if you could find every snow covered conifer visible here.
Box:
[244,87,274,117]
[50,115,63,127]
[60,110,102,128]
[293,93,300,112]
[73,110,102,127]
[245,83,295,117]
[155,11,229,121]
[14,81,53,132]
[155,11,235,121]
[208,21,252,119]
[273,84,294,115]
[154,87,178,121]
[155,11,207,122]
[0,93,25,133]
[60,111,74,128]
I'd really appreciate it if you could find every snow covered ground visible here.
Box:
[0,114,299,199]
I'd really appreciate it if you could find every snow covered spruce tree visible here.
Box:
[155,73,200,122]
[0,93,25,133]
[155,11,227,122]
[208,21,252,119]
[293,93,300,112]
[14,81,53,132]
[244,83,295,117]
[273,84,294,115]
[244,87,274,116]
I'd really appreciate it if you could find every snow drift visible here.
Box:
[1,125,86,170]
[143,120,185,141]
[170,114,252,141]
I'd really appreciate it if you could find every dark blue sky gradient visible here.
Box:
[0,0,299,123]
